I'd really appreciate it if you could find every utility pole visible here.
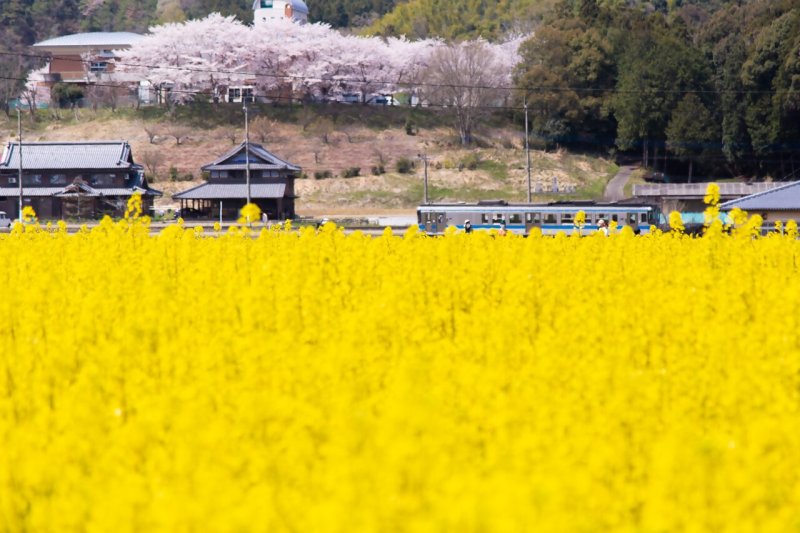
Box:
[243,99,251,206]
[524,96,531,204]
[418,153,429,204]
[17,108,23,221]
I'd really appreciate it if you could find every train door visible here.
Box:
[525,212,542,234]
[423,211,445,234]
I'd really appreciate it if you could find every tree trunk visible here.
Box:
[654,144,659,172]
[688,160,693,183]
[642,139,647,166]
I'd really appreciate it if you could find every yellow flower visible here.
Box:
[1,221,799,532]
[703,182,720,206]
[238,203,262,226]
[669,211,685,234]
[124,192,143,220]
[786,219,798,239]
[21,205,37,223]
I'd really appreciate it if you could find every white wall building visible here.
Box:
[252,0,309,26]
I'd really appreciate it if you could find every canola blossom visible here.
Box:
[1,216,800,532]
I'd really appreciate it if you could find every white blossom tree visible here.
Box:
[422,40,514,144]
[114,13,520,113]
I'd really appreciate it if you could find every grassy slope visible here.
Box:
[0,105,617,213]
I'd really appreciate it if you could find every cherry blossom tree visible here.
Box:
[113,13,521,111]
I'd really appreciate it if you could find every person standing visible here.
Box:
[597,218,609,236]
[464,219,473,233]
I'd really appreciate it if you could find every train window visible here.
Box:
[525,213,532,223]
[584,212,594,223]
[628,213,637,224]
[595,213,605,223]
[544,213,557,224]
[611,214,619,222]
[640,213,647,223]
[533,212,542,223]
[481,213,489,223]
[509,213,522,224]
[437,214,443,224]
[561,212,573,224]
[493,213,504,223]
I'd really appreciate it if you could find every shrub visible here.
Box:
[396,157,415,174]
[371,165,385,176]
[314,170,333,180]
[460,153,481,170]
[342,167,361,178]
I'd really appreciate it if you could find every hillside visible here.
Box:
[367,0,555,39]
[0,106,618,214]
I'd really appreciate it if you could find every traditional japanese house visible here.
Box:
[0,140,161,219]
[174,141,299,220]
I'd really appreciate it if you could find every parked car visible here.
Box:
[367,94,395,106]
[0,211,12,228]
[338,93,361,104]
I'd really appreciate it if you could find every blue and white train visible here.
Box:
[417,201,665,236]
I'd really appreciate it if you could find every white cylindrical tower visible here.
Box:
[253,0,309,26]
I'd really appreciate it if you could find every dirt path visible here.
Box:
[604,165,637,201]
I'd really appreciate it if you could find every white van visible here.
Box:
[0,211,11,228]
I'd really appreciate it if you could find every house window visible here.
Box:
[24,174,42,185]
[90,174,115,186]
[90,62,108,73]
[211,170,229,179]
[49,174,67,185]
[227,86,255,103]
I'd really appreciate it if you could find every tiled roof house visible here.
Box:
[0,141,161,219]
[174,141,299,221]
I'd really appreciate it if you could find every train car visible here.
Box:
[417,200,664,236]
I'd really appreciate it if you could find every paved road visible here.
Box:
[604,165,638,201]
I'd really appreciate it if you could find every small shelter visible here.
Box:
[173,142,300,221]
[0,140,161,219]
[719,181,800,224]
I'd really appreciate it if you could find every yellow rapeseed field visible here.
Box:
[1,197,800,532]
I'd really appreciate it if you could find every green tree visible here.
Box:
[666,93,717,182]
[611,17,710,168]
[514,13,615,149]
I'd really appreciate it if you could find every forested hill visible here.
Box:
[514,0,800,181]
[366,0,555,40]
[364,0,735,40]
